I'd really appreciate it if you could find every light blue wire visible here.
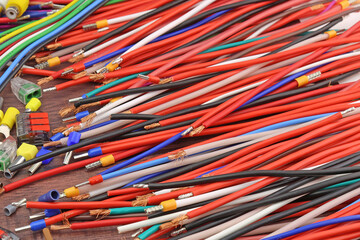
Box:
[0,0,104,86]
[263,215,360,240]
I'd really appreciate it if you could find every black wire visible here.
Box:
[170,0,268,32]
[223,180,360,240]
[172,1,283,51]
[268,18,342,55]
[0,1,109,92]
[182,171,360,231]
[146,167,360,189]
[110,113,159,120]
[74,72,221,107]
[82,0,187,52]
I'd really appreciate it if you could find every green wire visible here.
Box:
[0,0,85,54]
[109,206,154,215]
[324,179,360,190]
[0,0,95,69]
[201,36,266,54]
[85,71,151,98]
[137,224,161,240]
[105,0,125,5]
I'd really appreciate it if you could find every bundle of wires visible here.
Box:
[3,0,360,239]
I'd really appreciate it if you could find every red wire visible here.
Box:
[26,201,133,209]
[68,216,148,229]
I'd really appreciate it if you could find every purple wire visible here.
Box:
[320,0,337,14]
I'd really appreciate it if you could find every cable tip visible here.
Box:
[85,161,101,171]
[50,225,70,231]
[0,187,4,195]
[72,193,89,201]
[73,152,89,160]
[171,227,186,237]
[74,181,89,188]
[82,23,97,31]
[177,193,193,199]
[144,205,163,214]
[35,62,49,70]
[15,225,31,232]
[189,125,205,137]
[61,68,73,76]
[138,74,149,80]
[37,76,54,86]
[133,184,148,188]
[43,87,56,92]
[68,97,83,103]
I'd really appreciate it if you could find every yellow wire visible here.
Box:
[0,0,79,43]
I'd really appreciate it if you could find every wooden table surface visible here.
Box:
[0,75,183,239]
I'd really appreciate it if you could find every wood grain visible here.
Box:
[0,75,193,240]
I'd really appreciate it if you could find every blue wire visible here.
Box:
[101,131,185,179]
[237,66,321,110]
[123,169,172,187]
[263,215,360,240]
[0,0,104,86]
[84,9,228,68]
[97,113,332,181]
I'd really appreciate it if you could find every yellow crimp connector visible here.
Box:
[0,110,4,122]
[100,154,115,167]
[26,98,41,112]
[64,186,80,198]
[106,62,119,72]
[6,0,29,18]
[325,30,337,39]
[1,107,20,129]
[17,143,38,161]
[47,57,61,67]
[339,0,350,9]
[161,199,177,212]
[96,19,108,29]
[295,75,309,87]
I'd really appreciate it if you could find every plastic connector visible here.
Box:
[38,189,60,202]
[89,175,103,185]
[161,199,177,212]
[17,143,38,161]
[11,77,42,104]
[100,154,115,166]
[0,136,17,172]
[30,219,46,231]
[50,132,64,141]
[67,131,81,146]
[88,147,102,157]
[75,111,89,121]
[44,208,61,217]
[25,98,41,112]
[63,186,80,198]
[36,148,53,165]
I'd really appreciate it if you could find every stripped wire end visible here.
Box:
[74,102,100,114]
[159,77,173,84]
[72,71,87,79]
[51,127,67,134]
[168,149,186,161]
[64,125,81,136]
[35,55,52,63]
[160,221,175,230]
[132,199,148,207]
[101,78,117,85]
[144,122,160,130]
[89,209,110,217]
[177,193,193,199]
[37,76,54,86]
[81,112,96,124]
[89,74,105,82]
[43,140,61,148]
[50,225,70,231]
[138,74,149,80]
[136,193,155,201]
[0,186,4,195]
[171,215,189,227]
[69,97,83,103]
[72,193,89,201]
[59,105,76,117]
[69,54,84,64]
[189,125,205,137]
[47,43,62,51]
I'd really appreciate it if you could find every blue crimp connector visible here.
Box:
[38,189,60,202]
[75,111,89,121]
[67,132,81,146]
[88,147,103,157]
[50,132,64,141]
[36,148,53,165]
